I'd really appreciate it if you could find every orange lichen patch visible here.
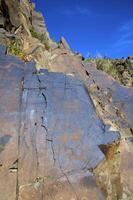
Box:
[60,132,82,143]
[71,133,82,141]
[64,100,80,111]
[94,143,122,200]
[61,134,69,143]
[99,142,120,160]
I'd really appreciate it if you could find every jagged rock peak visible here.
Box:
[59,36,71,50]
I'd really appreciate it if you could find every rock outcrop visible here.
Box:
[0,1,133,200]
[48,45,133,200]
[0,0,53,67]
[0,45,121,200]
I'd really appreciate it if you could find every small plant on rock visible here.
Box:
[7,40,26,60]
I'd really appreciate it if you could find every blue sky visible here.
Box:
[33,0,133,58]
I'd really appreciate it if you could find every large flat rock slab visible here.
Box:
[18,66,119,199]
[49,51,133,198]
[84,62,133,129]
[0,48,119,200]
[0,54,24,200]
[83,62,133,199]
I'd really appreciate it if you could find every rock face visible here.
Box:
[0,46,121,200]
[0,1,133,200]
[93,58,133,87]
[48,47,133,200]
[32,10,48,35]
[0,0,52,67]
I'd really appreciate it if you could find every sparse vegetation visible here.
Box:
[7,40,26,60]
[95,59,120,79]
[85,57,94,62]
[85,57,133,87]
[30,26,50,50]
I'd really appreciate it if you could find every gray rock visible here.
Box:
[0,50,120,199]
[0,44,6,55]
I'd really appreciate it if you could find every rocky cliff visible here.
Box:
[0,1,133,200]
[0,0,53,67]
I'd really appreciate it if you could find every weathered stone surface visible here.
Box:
[0,28,15,43]
[0,0,132,199]
[0,0,50,67]
[81,62,133,199]
[49,49,133,132]
[0,44,6,54]
[0,47,121,199]
[49,48,87,79]
[48,50,133,199]
[0,53,24,200]
[3,0,21,29]
[19,65,119,199]
[83,62,133,129]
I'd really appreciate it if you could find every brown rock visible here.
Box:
[59,36,71,50]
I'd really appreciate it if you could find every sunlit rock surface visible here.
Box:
[0,46,121,200]
[48,48,133,199]
[0,1,133,199]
